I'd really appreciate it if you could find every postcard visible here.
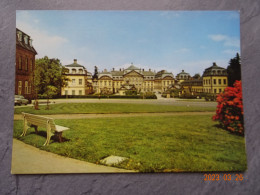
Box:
[12,10,246,174]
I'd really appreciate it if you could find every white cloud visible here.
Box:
[174,48,190,53]
[208,34,240,48]
[16,12,68,59]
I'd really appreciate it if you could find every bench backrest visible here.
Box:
[22,112,56,131]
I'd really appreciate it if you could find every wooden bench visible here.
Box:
[21,112,70,146]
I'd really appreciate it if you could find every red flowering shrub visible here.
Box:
[212,80,244,135]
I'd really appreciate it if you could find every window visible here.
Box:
[72,90,75,95]
[30,59,33,71]
[65,90,68,95]
[209,79,211,84]
[28,83,31,94]
[72,79,76,85]
[213,79,216,85]
[18,81,22,95]
[219,89,222,93]
[79,90,82,95]
[218,79,221,85]
[25,81,28,94]
[79,69,83,74]
[18,57,22,70]
[79,79,82,85]
[214,89,217,93]
[25,58,28,71]
[224,79,226,85]
[72,69,76,74]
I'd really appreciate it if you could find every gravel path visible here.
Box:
[14,111,215,120]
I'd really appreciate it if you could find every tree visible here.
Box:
[193,73,201,79]
[34,56,69,109]
[227,53,241,87]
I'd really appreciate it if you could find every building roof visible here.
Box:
[181,79,203,86]
[202,62,227,77]
[64,59,85,68]
[125,63,140,70]
[16,28,37,54]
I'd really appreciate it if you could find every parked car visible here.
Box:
[14,95,29,105]
[14,95,22,106]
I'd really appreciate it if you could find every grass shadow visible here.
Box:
[213,124,244,137]
[29,130,71,143]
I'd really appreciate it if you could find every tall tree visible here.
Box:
[227,53,241,87]
[34,56,69,109]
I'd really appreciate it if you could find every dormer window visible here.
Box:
[79,69,83,74]
[24,36,28,44]
[72,69,76,74]
[29,39,33,46]
[17,31,22,41]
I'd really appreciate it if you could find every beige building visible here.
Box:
[202,62,228,94]
[95,63,174,94]
[61,59,90,96]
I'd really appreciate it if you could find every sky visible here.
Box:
[16,11,240,76]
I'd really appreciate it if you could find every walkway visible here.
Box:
[13,111,215,120]
[11,139,135,174]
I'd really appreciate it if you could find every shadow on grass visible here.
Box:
[30,131,71,143]
[213,124,244,137]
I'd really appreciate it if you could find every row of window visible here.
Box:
[203,88,223,93]
[204,78,227,85]
[17,81,31,95]
[71,79,83,85]
[18,56,33,71]
[64,90,83,95]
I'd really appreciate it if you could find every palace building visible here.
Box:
[180,62,228,94]
[61,61,228,96]
[202,62,228,93]
[94,63,175,94]
[61,59,92,96]
[15,28,37,101]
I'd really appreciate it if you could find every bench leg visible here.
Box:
[21,117,29,136]
[56,132,63,143]
[43,122,52,146]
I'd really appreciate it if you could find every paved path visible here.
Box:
[11,139,135,174]
[13,111,215,120]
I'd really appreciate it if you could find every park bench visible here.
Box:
[21,112,70,146]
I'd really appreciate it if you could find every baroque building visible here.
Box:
[61,59,92,96]
[180,62,228,94]
[95,63,175,94]
[15,28,37,101]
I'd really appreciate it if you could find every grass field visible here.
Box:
[14,103,216,115]
[13,114,247,172]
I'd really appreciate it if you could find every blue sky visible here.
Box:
[16,11,240,75]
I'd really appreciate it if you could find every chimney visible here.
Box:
[182,70,184,72]
[143,69,144,71]
[113,68,115,71]
[74,59,77,64]
[120,68,121,71]
[149,69,151,71]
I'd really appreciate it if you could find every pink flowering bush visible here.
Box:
[212,81,244,135]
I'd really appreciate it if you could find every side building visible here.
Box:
[61,59,91,96]
[15,28,37,102]
[202,62,228,94]
[179,62,228,94]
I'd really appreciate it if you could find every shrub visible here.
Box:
[212,80,244,135]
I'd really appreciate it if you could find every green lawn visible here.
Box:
[14,103,216,115]
[13,114,247,172]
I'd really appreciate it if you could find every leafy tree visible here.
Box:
[227,53,241,87]
[193,73,201,79]
[34,56,69,109]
